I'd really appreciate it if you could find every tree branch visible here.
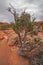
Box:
[18,33,22,47]
[23,30,27,43]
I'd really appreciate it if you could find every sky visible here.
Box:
[0,0,43,23]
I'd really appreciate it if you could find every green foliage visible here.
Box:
[34,37,41,42]
[27,22,34,31]
[20,12,31,22]
[12,21,22,34]
[12,12,34,34]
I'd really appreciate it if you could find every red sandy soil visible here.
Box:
[0,29,43,65]
[0,29,29,65]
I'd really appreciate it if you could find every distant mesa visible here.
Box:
[0,22,9,26]
[0,21,43,26]
[34,21,43,25]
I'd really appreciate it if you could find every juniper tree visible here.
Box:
[7,4,34,47]
[7,4,43,65]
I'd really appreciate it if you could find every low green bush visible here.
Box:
[34,37,41,42]
[0,25,10,30]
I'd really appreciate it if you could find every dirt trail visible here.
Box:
[9,46,29,65]
[0,39,10,65]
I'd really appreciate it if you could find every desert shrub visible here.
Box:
[34,37,41,42]
[8,5,36,57]
[30,54,43,65]
[30,42,43,65]
[18,41,37,58]
[12,12,34,49]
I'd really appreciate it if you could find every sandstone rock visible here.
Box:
[8,35,18,46]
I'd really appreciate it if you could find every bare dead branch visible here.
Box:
[9,3,16,10]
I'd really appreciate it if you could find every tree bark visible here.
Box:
[18,33,22,47]
[23,31,27,43]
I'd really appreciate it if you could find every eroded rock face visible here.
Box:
[1,29,18,46]
[8,33,18,46]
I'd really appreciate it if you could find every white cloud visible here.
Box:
[0,0,43,22]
